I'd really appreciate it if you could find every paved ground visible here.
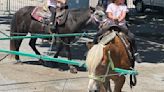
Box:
[0,10,164,92]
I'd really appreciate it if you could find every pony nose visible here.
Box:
[100,15,103,17]
[89,90,99,92]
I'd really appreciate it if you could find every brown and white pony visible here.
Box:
[86,29,137,92]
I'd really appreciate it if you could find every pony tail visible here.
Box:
[10,13,17,36]
[10,13,18,59]
[86,44,104,73]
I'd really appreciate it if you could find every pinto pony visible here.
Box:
[86,29,137,92]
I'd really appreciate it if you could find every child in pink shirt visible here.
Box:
[93,0,140,62]
[106,0,128,28]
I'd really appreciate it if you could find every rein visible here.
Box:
[58,32,87,46]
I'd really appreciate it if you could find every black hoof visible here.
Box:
[58,68,65,71]
[38,59,45,65]
[70,67,78,74]
[13,60,23,65]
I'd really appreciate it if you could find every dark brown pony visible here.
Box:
[86,28,137,92]
[10,6,94,73]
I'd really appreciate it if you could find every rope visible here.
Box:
[0,76,88,91]
[46,34,56,55]
[0,54,9,62]
[0,31,10,37]
[62,79,68,92]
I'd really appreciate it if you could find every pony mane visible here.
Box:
[70,8,90,23]
[86,44,104,74]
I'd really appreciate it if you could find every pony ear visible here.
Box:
[86,42,94,50]
[95,5,105,11]
[90,6,96,13]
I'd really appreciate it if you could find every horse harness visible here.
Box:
[89,29,134,82]
[31,6,69,32]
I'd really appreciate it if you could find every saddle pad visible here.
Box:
[31,6,51,22]
[99,31,116,45]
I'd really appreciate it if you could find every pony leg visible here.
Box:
[10,39,23,62]
[99,80,112,92]
[53,42,67,70]
[104,80,112,92]
[29,38,40,55]
[54,42,64,58]
[29,38,44,64]
[65,45,78,74]
[112,76,125,92]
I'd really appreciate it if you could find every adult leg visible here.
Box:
[48,6,56,28]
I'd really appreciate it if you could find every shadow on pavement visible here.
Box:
[22,41,88,72]
[128,10,164,63]
[0,15,12,24]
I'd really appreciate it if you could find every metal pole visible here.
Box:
[6,0,11,14]
[6,0,9,13]
[0,49,86,68]
[8,0,11,14]
[0,33,96,40]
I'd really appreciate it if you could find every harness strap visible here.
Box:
[88,74,106,82]
[107,51,115,70]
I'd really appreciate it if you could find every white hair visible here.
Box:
[86,44,104,75]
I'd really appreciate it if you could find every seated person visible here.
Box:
[93,0,140,62]
[47,0,67,29]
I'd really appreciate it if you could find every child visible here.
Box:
[93,0,141,62]
[93,0,129,44]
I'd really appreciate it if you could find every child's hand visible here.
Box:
[114,19,119,25]
[112,17,118,20]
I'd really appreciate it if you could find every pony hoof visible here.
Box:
[70,67,78,74]
[38,59,44,65]
[58,68,64,71]
[13,61,23,65]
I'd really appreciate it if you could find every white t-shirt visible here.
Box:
[106,3,128,26]
[47,0,57,8]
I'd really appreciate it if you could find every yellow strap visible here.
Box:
[108,51,115,70]
[88,74,105,82]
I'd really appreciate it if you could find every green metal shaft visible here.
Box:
[114,68,138,75]
[0,49,86,67]
[0,49,138,75]
[0,33,96,40]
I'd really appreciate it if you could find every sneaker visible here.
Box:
[49,22,56,30]
[50,22,53,25]
[134,53,142,63]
